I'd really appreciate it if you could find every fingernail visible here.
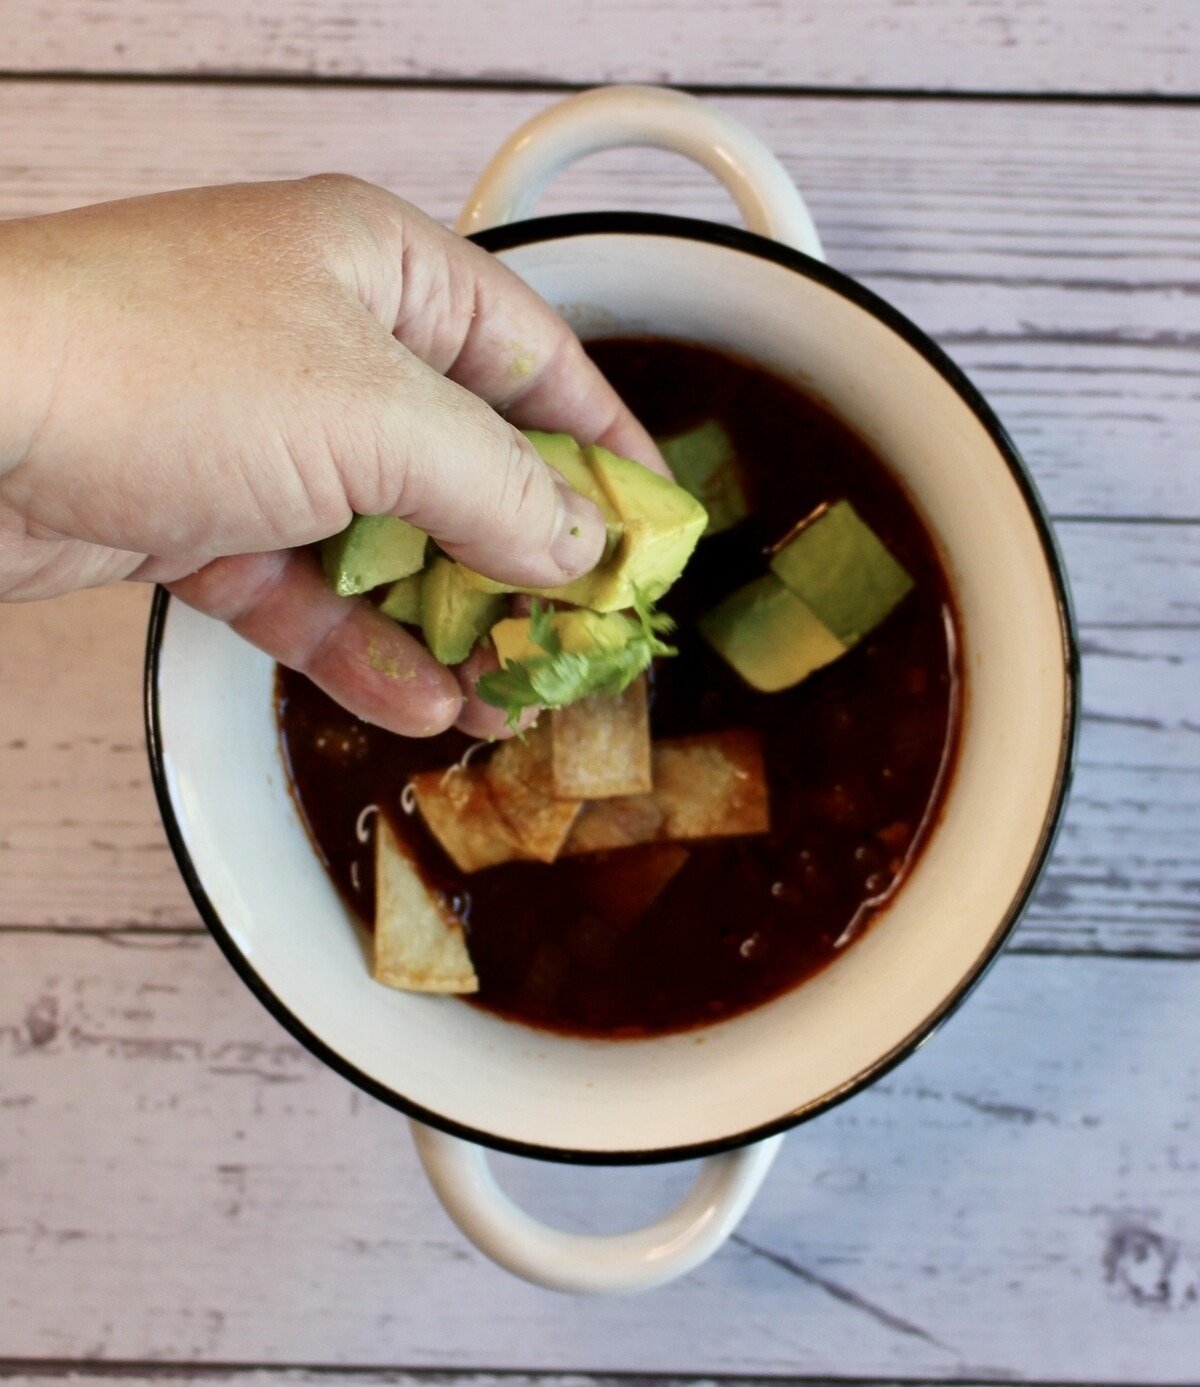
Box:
[549,481,606,579]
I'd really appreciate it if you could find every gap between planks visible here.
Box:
[0,1365,1189,1387]
[0,84,1196,949]
[2,0,1198,97]
[1,943,1197,1375]
[3,70,1200,106]
[0,530,1195,950]
[2,82,1198,524]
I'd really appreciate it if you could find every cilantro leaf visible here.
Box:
[527,599,564,656]
[476,599,677,730]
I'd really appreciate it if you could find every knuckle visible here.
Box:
[498,432,547,527]
[293,174,404,290]
[294,173,393,240]
[318,397,395,519]
[546,315,584,368]
[299,171,375,203]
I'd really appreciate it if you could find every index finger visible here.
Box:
[394,213,670,478]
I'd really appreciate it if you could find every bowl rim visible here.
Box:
[145,210,1080,1167]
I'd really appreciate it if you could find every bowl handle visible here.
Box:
[431,83,796,1294]
[457,84,824,260]
[410,1120,783,1294]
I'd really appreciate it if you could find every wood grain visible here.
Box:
[3,83,1197,521]
[0,1375,1114,1387]
[1,935,1197,1376]
[2,0,1197,94]
[0,584,192,932]
[0,1377,1121,1387]
[0,59,1195,1382]
[0,521,1196,953]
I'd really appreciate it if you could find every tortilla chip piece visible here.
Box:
[562,728,768,854]
[484,719,582,863]
[409,765,528,873]
[373,817,478,993]
[550,676,653,800]
[562,791,665,854]
[653,729,770,840]
[572,844,690,927]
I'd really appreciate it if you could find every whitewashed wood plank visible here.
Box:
[2,0,1198,94]
[1029,756,1200,954]
[1077,625,1197,771]
[0,527,1196,953]
[0,1376,1018,1387]
[0,583,193,931]
[0,1377,1040,1387]
[0,936,1197,1376]
[1064,521,1200,628]
[1,83,1196,520]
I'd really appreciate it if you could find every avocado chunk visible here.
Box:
[420,557,506,666]
[456,430,626,605]
[524,430,617,528]
[584,444,708,608]
[657,418,749,536]
[379,572,424,625]
[490,609,635,667]
[480,604,674,728]
[770,500,913,645]
[699,573,846,693]
[321,515,428,597]
[454,568,515,597]
[458,432,706,613]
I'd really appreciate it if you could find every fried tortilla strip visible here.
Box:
[373,816,478,993]
[653,728,770,840]
[550,675,653,800]
[484,719,582,863]
[562,728,769,854]
[562,791,665,854]
[409,765,529,873]
[572,844,690,927]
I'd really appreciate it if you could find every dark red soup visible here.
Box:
[277,337,962,1038]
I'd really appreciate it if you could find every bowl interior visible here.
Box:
[152,224,1073,1161]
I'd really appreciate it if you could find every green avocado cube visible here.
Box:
[657,419,749,536]
[583,444,707,609]
[770,500,913,645]
[454,430,625,605]
[421,557,506,666]
[481,608,659,726]
[699,574,846,693]
[379,572,424,625]
[491,609,635,668]
[524,430,617,528]
[453,567,513,597]
[321,515,428,597]
[458,431,705,613]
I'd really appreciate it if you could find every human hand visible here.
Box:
[0,175,663,737]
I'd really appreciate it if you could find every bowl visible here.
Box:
[146,85,1077,1293]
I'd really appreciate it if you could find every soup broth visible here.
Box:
[277,337,962,1037]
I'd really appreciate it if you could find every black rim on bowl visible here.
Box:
[145,211,1080,1167]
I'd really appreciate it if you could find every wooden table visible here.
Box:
[1,4,1198,1381]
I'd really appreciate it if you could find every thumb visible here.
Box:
[346,346,607,589]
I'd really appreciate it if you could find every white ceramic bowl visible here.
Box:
[146,86,1077,1293]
